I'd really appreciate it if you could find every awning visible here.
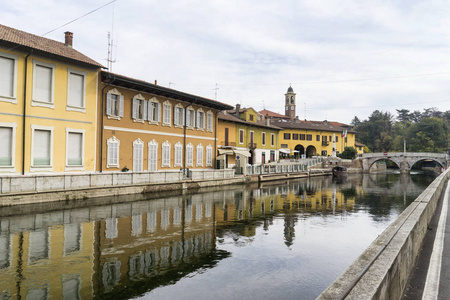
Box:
[218,148,234,155]
[293,150,300,153]
[234,150,251,157]
[279,149,290,154]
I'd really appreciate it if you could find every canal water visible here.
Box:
[0,172,437,300]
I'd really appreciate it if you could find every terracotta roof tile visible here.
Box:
[0,24,103,68]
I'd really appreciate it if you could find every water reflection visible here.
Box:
[0,172,436,300]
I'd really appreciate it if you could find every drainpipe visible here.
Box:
[183,104,187,174]
[100,74,116,173]
[214,111,217,168]
[22,51,32,175]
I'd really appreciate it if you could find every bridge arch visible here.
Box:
[367,158,401,171]
[410,158,445,170]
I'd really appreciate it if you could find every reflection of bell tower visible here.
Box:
[285,85,296,119]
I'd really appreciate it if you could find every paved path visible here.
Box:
[403,179,450,300]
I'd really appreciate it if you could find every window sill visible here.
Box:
[0,166,15,172]
[65,166,85,171]
[148,121,159,125]
[0,96,17,104]
[31,100,55,109]
[196,128,205,132]
[106,164,119,169]
[186,126,195,130]
[133,119,145,123]
[162,123,171,127]
[66,106,86,113]
[107,115,121,120]
[174,124,184,129]
[30,166,53,172]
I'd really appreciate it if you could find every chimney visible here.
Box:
[154,80,157,85]
[64,31,73,48]
[266,118,270,126]
[235,104,240,116]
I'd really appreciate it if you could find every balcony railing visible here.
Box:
[322,141,329,146]
[221,141,236,147]
[248,142,257,149]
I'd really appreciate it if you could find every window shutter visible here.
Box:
[196,111,200,128]
[106,93,112,116]
[143,100,148,120]
[119,95,124,117]
[132,98,137,119]
[0,56,14,98]
[182,108,186,126]
[203,113,206,129]
[157,103,161,123]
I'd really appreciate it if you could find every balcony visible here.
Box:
[248,142,257,149]
[322,141,329,146]
[221,141,236,147]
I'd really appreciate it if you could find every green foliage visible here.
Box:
[340,146,357,159]
[363,146,370,153]
[354,108,450,153]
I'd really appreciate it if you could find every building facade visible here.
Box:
[217,105,281,168]
[97,71,233,173]
[0,24,102,175]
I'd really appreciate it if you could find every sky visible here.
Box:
[3,0,450,124]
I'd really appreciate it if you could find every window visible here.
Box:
[196,144,203,167]
[162,141,171,167]
[306,134,312,141]
[66,129,84,168]
[0,52,18,103]
[186,107,195,128]
[271,133,275,146]
[64,224,81,255]
[31,125,53,169]
[29,230,49,262]
[316,135,320,141]
[186,143,193,167]
[239,129,244,144]
[336,136,339,142]
[133,139,144,172]
[107,136,120,168]
[67,68,86,111]
[206,145,212,166]
[292,134,298,140]
[262,132,266,146]
[196,109,205,130]
[206,111,213,132]
[249,115,254,121]
[283,133,291,140]
[174,142,183,167]
[0,123,16,169]
[163,101,171,126]
[174,104,184,127]
[148,98,161,124]
[32,60,55,107]
[106,89,124,118]
[132,95,147,121]
[148,140,158,172]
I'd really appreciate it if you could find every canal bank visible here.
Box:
[318,169,450,300]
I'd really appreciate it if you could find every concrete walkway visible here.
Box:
[403,179,450,300]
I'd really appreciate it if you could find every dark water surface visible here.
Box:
[0,172,437,300]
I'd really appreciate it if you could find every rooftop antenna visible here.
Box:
[212,83,219,100]
[106,3,117,71]
[263,100,265,109]
[304,103,307,120]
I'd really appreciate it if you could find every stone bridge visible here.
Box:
[361,152,449,173]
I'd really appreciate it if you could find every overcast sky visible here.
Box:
[3,0,450,124]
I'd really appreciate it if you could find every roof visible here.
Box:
[355,141,366,147]
[101,71,234,111]
[0,23,103,68]
[259,109,290,119]
[274,119,354,133]
[287,86,294,93]
[218,111,282,130]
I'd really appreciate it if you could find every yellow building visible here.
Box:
[355,142,366,156]
[0,24,102,175]
[97,71,233,172]
[217,105,282,168]
[261,86,356,158]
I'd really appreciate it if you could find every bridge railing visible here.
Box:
[362,152,448,159]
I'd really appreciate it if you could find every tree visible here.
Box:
[340,146,357,159]
[396,109,411,123]
[407,118,448,152]
[351,116,361,127]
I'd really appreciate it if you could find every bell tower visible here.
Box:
[284,85,296,119]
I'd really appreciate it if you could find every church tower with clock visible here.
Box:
[285,85,296,120]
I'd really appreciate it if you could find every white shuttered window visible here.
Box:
[133,139,144,172]
[33,129,51,166]
[68,70,85,108]
[33,63,54,104]
[0,127,13,166]
[148,140,158,172]
[67,132,83,166]
[0,55,15,99]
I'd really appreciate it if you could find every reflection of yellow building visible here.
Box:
[0,24,102,175]
[0,220,95,299]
